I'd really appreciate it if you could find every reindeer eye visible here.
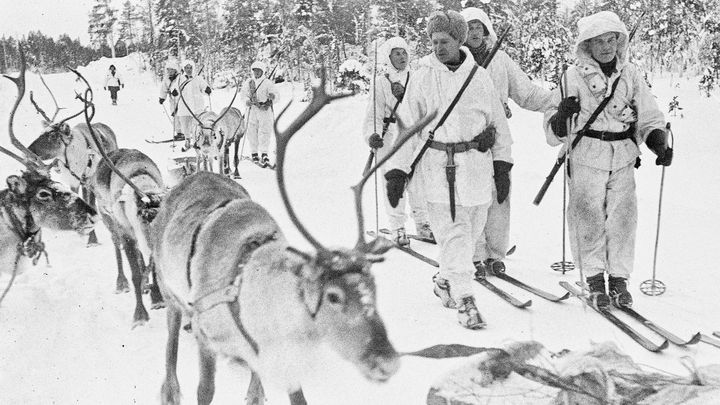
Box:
[325,288,345,306]
[36,189,53,201]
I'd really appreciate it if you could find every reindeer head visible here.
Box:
[274,71,436,383]
[28,122,73,160]
[5,170,97,234]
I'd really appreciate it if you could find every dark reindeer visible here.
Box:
[1,48,98,304]
[71,72,166,327]
[178,79,240,174]
[27,64,118,247]
[151,73,436,405]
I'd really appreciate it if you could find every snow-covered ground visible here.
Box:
[1,54,719,404]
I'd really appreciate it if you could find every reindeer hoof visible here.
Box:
[86,242,101,248]
[131,318,148,329]
[151,301,166,310]
[132,311,150,329]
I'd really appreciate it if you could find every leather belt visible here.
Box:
[580,127,634,141]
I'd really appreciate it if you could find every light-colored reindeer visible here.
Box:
[178,80,240,174]
[216,106,245,177]
[0,49,98,304]
[71,72,167,327]
[151,75,436,405]
[27,66,118,248]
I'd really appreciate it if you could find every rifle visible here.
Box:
[532,11,646,206]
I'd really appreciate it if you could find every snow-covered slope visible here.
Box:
[1,54,719,404]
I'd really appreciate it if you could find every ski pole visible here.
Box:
[641,122,673,296]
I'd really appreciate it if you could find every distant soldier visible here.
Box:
[240,61,278,167]
[158,57,182,140]
[104,64,124,105]
[176,59,212,150]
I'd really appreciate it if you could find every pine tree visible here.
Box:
[88,0,118,58]
[221,0,262,71]
[155,0,191,59]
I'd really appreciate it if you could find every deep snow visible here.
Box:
[1,53,720,404]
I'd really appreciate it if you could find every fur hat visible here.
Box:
[426,10,468,43]
[250,61,267,75]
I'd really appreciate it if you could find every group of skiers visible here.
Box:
[157,57,278,165]
[364,9,673,330]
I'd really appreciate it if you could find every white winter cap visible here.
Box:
[460,7,498,46]
[250,61,267,75]
[166,57,179,71]
[379,37,409,69]
[576,11,629,63]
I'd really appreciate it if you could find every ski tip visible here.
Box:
[506,245,517,256]
[655,339,670,352]
[685,332,702,345]
[519,299,533,308]
[556,292,571,301]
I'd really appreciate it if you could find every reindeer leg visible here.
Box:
[223,143,230,175]
[102,213,129,293]
[148,257,165,309]
[197,340,217,405]
[84,189,100,246]
[288,389,307,405]
[246,371,266,405]
[122,236,149,327]
[161,304,182,405]
[232,135,241,179]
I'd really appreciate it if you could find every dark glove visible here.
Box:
[121,84,124,89]
[645,128,673,166]
[103,87,107,91]
[385,169,408,208]
[390,81,405,101]
[549,97,581,138]
[477,125,496,152]
[493,161,513,204]
[171,89,178,97]
[204,86,212,95]
[159,98,165,105]
[368,133,384,149]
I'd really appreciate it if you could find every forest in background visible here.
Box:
[1,0,719,95]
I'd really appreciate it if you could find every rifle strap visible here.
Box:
[380,72,410,135]
[569,74,623,151]
[409,64,479,178]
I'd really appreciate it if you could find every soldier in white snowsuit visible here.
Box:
[387,11,512,330]
[240,61,279,166]
[544,11,672,308]
[176,60,212,149]
[460,7,553,274]
[104,65,124,105]
[158,57,181,140]
[362,36,433,246]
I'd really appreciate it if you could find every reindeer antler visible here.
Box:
[178,79,211,129]
[2,45,51,173]
[274,68,352,252]
[351,112,437,252]
[71,68,150,203]
[211,77,240,130]
[29,73,66,124]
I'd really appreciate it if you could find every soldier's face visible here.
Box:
[389,48,408,71]
[252,68,263,79]
[432,32,461,64]
[588,32,618,64]
[184,65,193,75]
[466,20,486,48]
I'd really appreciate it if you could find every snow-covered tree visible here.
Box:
[88,0,118,58]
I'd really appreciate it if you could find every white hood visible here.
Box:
[379,36,410,72]
[575,11,629,64]
[250,61,267,76]
[460,7,498,47]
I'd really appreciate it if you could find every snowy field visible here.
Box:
[1,54,720,404]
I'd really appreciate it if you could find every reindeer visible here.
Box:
[69,71,167,327]
[151,74,436,405]
[1,48,98,303]
[215,106,245,177]
[178,79,239,174]
[26,65,118,247]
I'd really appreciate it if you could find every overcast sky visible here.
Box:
[0,0,95,44]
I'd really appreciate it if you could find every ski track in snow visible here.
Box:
[1,54,719,404]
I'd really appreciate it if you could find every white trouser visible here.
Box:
[246,106,274,154]
[474,178,511,263]
[176,116,195,140]
[567,162,637,278]
[428,202,490,300]
[376,145,429,230]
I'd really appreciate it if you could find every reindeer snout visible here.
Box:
[361,349,400,382]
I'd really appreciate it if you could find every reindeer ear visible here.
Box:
[7,175,27,195]
[300,275,323,317]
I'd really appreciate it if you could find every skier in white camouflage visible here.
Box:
[240,61,278,167]
[177,59,212,151]
[460,7,554,277]
[386,11,512,330]
[158,57,182,140]
[363,36,434,247]
[544,11,672,308]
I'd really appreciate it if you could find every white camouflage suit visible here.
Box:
[363,37,429,232]
[461,8,553,265]
[240,61,279,156]
[176,60,211,143]
[391,47,512,301]
[158,59,180,134]
[543,11,666,279]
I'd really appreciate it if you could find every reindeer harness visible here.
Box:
[1,195,47,265]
